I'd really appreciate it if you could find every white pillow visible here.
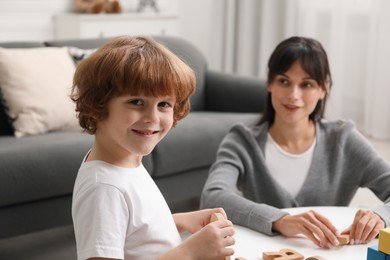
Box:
[0,47,81,137]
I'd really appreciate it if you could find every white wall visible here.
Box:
[0,0,216,69]
[281,0,390,139]
[0,0,72,41]
[177,0,215,63]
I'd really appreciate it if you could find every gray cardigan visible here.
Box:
[200,120,390,235]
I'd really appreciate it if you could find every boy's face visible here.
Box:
[95,94,175,165]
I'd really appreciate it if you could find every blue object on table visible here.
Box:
[367,245,386,260]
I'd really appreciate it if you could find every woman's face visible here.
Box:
[268,61,326,126]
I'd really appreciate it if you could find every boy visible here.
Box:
[71,36,235,259]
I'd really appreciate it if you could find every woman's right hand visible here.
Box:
[272,210,340,248]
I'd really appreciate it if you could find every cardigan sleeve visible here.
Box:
[200,124,289,235]
[343,124,390,226]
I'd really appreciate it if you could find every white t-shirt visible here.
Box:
[265,133,316,198]
[72,159,181,260]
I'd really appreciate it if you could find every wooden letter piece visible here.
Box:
[263,252,284,260]
[336,234,350,245]
[305,256,326,260]
[263,248,304,260]
[211,212,225,222]
[378,227,390,255]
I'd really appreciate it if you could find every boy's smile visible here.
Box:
[132,129,160,137]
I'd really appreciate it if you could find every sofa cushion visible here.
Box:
[0,47,80,137]
[0,42,46,136]
[0,132,94,207]
[150,111,259,178]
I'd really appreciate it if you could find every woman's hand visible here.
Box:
[342,209,384,245]
[272,210,340,248]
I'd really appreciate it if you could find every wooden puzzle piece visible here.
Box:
[210,212,231,260]
[263,252,285,260]
[211,212,225,222]
[305,256,326,260]
[378,227,390,255]
[336,234,350,245]
[263,248,304,260]
[235,257,247,260]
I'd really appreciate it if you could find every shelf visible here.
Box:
[54,13,179,39]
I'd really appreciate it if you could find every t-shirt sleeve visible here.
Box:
[73,184,129,260]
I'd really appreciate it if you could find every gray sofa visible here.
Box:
[0,35,267,244]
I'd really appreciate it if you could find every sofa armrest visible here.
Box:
[204,70,267,113]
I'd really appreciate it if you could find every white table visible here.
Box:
[231,206,376,260]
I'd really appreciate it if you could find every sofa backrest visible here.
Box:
[45,36,208,111]
[0,42,46,136]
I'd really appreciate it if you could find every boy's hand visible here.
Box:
[272,210,340,248]
[173,208,228,234]
[342,209,384,245]
[159,213,235,260]
[181,216,235,259]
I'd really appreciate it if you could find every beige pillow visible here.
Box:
[0,47,81,137]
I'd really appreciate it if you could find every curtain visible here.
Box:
[212,0,390,140]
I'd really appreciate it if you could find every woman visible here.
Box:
[201,36,390,249]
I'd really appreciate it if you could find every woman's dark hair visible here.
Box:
[258,36,332,126]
